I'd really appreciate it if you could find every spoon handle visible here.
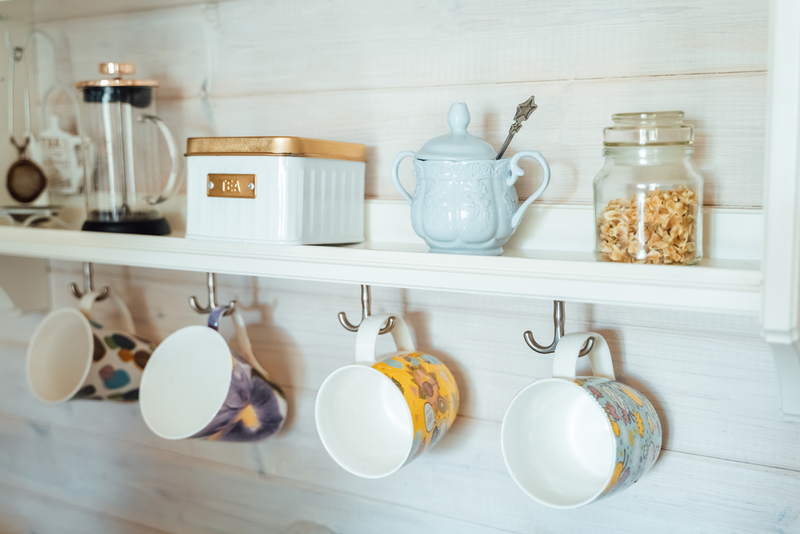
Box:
[496,95,538,160]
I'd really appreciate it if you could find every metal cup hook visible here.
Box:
[69,262,109,301]
[338,284,395,334]
[524,300,594,356]
[189,272,237,316]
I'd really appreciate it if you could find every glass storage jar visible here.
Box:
[593,111,703,265]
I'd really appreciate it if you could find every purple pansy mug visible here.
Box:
[140,306,287,442]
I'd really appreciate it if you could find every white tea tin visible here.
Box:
[185,137,366,244]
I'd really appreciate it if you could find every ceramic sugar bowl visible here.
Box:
[392,102,551,255]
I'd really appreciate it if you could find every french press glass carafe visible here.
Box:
[76,62,181,235]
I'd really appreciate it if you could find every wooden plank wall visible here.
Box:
[2,1,795,533]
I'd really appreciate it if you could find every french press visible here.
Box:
[76,62,181,235]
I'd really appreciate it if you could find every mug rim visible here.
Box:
[315,362,414,479]
[500,376,617,509]
[26,307,93,405]
[140,325,233,440]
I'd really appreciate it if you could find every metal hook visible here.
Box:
[524,301,594,357]
[189,272,237,316]
[69,262,109,301]
[338,284,395,334]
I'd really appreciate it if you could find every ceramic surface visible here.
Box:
[392,102,550,255]
[315,315,459,478]
[140,306,287,443]
[373,350,459,465]
[27,291,154,404]
[571,375,661,501]
[501,332,662,508]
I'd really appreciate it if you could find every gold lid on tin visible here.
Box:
[185,136,367,162]
[76,62,159,89]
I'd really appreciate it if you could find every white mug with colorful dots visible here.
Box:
[27,290,155,404]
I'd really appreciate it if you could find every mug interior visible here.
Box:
[501,379,615,508]
[139,326,232,440]
[26,308,93,404]
[315,365,413,478]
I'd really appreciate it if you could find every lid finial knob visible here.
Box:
[99,62,136,76]
[447,102,471,132]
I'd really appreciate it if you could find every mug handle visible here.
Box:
[507,151,551,229]
[207,305,271,378]
[391,151,416,205]
[355,314,415,364]
[552,332,615,381]
[79,290,136,334]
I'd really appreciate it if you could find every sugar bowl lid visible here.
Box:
[415,102,496,161]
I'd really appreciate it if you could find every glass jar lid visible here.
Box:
[603,111,693,147]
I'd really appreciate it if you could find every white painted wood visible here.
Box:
[32,0,224,23]
[35,1,768,207]
[760,0,800,423]
[155,74,767,207]
[0,217,762,313]
[37,0,768,97]
[0,412,514,534]
[0,481,166,534]
[0,379,799,534]
[0,255,49,312]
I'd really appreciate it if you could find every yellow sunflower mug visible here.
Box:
[315,314,459,478]
[501,332,662,508]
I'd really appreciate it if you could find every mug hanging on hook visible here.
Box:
[69,262,109,302]
[338,285,395,335]
[524,301,594,357]
[189,272,237,317]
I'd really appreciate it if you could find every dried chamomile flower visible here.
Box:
[597,187,699,265]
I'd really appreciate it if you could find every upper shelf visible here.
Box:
[0,200,762,314]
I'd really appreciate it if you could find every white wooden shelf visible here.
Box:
[0,218,761,314]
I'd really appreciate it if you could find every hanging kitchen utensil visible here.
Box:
[5,39,46,204]
[76,62,182,235]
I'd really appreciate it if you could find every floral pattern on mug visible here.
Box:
[193,351,287,442]
[373,351,459,465]
[573,377,662,500]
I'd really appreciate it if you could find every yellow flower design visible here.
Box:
[647,416,654,434]
[620,385,643,406]
[629,429,634,446]
[610,420,620,437]
[635,411,644,437]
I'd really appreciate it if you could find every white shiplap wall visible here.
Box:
[1,1,796,533]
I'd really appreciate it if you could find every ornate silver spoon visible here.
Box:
[496,95,538,160]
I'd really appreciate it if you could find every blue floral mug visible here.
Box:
[140,306,287,442]
[501,332,662,508]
